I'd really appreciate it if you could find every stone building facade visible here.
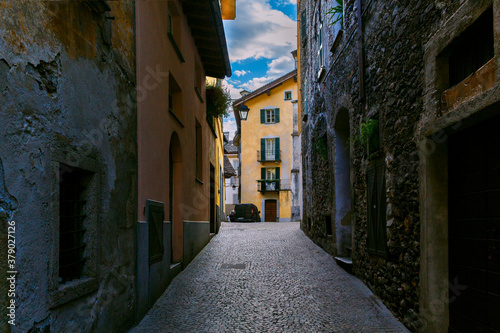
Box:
[298,0,500,331]
[0,1,231,331]
[0,2,137,331]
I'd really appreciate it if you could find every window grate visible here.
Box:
[59,165,89,284]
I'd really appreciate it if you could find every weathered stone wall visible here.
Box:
[0,2,137,332]
[299,0,468,330]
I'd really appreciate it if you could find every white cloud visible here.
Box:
[234,70,250,77]
[223,0,297,62]
[224,80,243,99]
[223,111,237,140]
[239,56,294,91]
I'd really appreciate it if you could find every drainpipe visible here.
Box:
[357,0,365,117]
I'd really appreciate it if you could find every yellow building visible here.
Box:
[233,69,299,222]
[206,77,227,233]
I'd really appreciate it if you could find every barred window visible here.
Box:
[59,164,92,283]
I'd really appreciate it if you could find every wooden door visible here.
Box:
[265,200,277,222]
[448,113,500,333]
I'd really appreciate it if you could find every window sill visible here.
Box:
[317,66,326,82]
[194,87,204,103]
[49,276,99,309]
[169,109,185,128]
[168,32,185,63]
[330,29,344,54]
[195,177,204,185]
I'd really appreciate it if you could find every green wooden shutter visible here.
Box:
[261,138,266,161]
[261,167,266,180]
[275,108,280,123]
[276,167,281,191]
[260,109,265,123]
[275,137,280,161]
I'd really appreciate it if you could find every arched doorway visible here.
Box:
[334,108,352,257]
[169,132,183,263]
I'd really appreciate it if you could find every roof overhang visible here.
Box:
[183,0,232,78]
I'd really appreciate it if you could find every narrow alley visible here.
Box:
[131,222,408,333]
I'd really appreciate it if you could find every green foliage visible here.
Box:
[353,118,380,158]
[206,83,231,119]
[326,0,343,29]
[314,135,329,161]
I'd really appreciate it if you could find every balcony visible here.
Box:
[257,150,281,163]
[257,179,291,192]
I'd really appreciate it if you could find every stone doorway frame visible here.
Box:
[419,1,500,331]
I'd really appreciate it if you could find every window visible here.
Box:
[168,10,173,35]
[194,62,203,102]
[261,167,280,180]
[59,164,93,283]
[233,194,238,204]
[266,168,276,180]
[196,120,202,180]
[233,159,239,172]
[448,7,493,87]
[284,90,292,101]
[260,167,280,191]
[260,108,280,124]
[167,4,184,63]
[266,138,275,160]
[168,73,183,123]
[367,160,387,257]
[317,20,324,69]
[260,137,280,161]
[266,110,275,123]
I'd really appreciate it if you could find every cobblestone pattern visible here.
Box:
[131,222,409,332]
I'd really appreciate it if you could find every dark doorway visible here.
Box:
[334,108,352,257]
[210,164,216,233]
[448,114,500,333]
[265,200,277,222]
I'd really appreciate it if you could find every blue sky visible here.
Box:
[222,0,297,139]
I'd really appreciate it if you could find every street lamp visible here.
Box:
[239,104,249,121]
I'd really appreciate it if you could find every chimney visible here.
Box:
[240,90,250,97]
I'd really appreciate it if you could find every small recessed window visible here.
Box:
[448,7,493,87]
[168,73,182,121]
[59,164,93,284]
[284,91,292,100]
[167,4,184,62]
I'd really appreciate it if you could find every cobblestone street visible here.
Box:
[131,222,408,332]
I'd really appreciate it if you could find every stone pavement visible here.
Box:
[131,222,409,333]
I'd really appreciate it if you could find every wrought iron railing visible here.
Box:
[257,150,281,162]
[257,179,291,192]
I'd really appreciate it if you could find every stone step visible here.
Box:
[334,256,353,274]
